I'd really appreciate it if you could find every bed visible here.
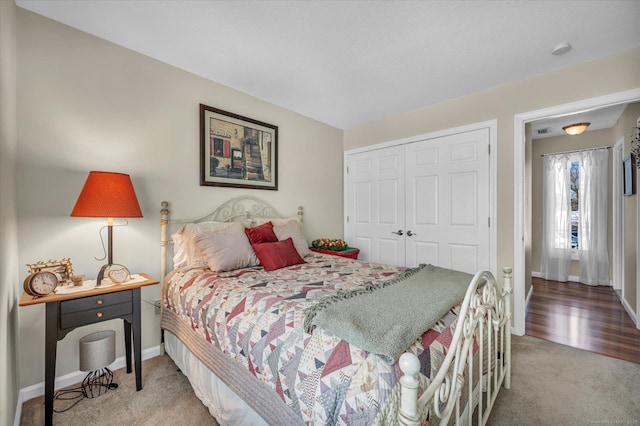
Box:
[159,197,512,425]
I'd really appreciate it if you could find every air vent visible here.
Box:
[537,127,551,135]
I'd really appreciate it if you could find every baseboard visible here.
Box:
[621,297,638,325]
[531,271,613,286]
[14,345,161,426]
[531,271,580,282]
[525,284,534,313]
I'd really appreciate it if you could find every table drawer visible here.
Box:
[61,291,131,314]
[60,302,132,329]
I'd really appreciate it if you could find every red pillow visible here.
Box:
[252,238,306,271]
[244,221,278,245]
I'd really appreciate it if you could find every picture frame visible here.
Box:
[27,258,74,285]
[623,154,635,196]
[200,104,278,190]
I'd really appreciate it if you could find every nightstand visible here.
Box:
[310,247,360,259]
[19,273,159,426]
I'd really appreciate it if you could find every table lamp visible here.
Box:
[71,171,143,286]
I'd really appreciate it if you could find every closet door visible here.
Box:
[345,146,405,265]
[405,128,490,273]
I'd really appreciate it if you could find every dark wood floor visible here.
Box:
[525,277,640,364]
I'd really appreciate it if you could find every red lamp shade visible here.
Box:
[71,171,143,218]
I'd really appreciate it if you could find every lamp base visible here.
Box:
[96,264,111,287]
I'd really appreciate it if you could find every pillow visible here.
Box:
[194,222,259,272]
[273,220,311,257]
[244,221,278,245]
[252,238,306,271]
[173,221,250,269]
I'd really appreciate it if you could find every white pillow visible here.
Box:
[172,221,250,269]
[194,222,259,272]
[273,220,311,257]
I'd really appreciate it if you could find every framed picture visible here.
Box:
[200,104,278,190]
[623,154,635,196]
[27,258,74,285]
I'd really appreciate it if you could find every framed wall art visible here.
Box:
[200,104,278,190]
[623,154,635,196]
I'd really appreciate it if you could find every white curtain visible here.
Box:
[578,149,610,285]
[540,153,572,282]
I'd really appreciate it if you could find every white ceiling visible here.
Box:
[15,0,640,130]
[531,103,630,140]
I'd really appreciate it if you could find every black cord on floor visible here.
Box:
[52,369,118,413]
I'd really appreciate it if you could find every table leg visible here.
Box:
[132,288,142,390]
[44,303,58,426]
[124,317,132,374]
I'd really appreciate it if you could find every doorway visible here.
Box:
[513,88,640,335]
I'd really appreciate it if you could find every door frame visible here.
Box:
[344,119,498,275]
[613,138,624,296]
[513,88,640,335]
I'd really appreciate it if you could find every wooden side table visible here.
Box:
[19,273,159,426]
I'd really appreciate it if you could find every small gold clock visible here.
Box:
[23,271,59,296]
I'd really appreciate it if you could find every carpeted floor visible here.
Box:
[20,335,640,425]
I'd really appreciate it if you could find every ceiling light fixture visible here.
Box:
[552,42,572,56]
[562,122,590,136]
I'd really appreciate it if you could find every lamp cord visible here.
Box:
[94,220,129,262]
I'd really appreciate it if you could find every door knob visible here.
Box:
[391,230,404,236]
[407,230,416,237]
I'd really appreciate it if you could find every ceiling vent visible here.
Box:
[537,127,551,135]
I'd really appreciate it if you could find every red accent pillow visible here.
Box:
[252,238,306,271]
[244,221,278,245]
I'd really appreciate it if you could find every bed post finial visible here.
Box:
[398,352,421,426]
[298,205,303,223]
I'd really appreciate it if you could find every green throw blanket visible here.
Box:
[308,264,476,363]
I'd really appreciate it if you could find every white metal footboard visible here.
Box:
[398,267,512,426]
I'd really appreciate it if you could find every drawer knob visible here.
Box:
[97,299,103,305]
[96,312,103,318]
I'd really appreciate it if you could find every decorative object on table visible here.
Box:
[23,258,74,296]
[106,264,131,283]
[71,274,85,286]
[70,171,143,286]
[79,330,118,398]
[312,238,348,251]
[200,104,278,190]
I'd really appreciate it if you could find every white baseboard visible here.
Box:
[525,284,534,313]
[14,345,161,426]
[531,271,580,282]
[621,297,638,325]
[531,271,613,286]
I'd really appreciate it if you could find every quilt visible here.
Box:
[162,253,470,425]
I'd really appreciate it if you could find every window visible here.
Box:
[570,158,579,251]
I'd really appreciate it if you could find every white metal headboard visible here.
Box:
[160,196,303,278]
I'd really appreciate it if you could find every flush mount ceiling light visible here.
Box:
[552,42,572,56]
[562,122,590,136]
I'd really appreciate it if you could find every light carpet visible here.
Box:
[20,335,640,425]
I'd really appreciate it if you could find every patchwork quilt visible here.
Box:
[163,253,468,425]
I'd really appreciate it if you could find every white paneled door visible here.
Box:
[345,128,491,274]
[345,145,406,266]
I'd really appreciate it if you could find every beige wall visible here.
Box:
[0,0,20,424]
[530,129,615,279]
[345,47,640,321]
[16,9,344,389]
[612,102,640,314]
